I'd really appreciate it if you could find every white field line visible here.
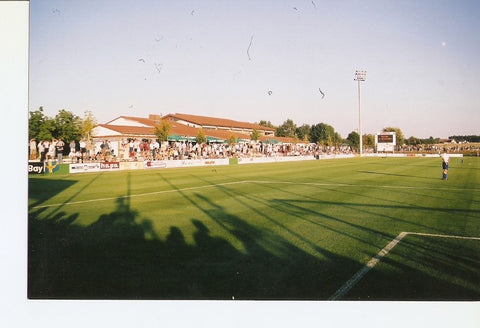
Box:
[404,232,480,241]
[329,232,480,300]
[31,180,249,209]
[31,179,479,209]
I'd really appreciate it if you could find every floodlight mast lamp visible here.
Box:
[354,70,367,157]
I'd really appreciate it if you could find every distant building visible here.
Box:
[438,139,457,144]
[91,113,290,157]
[163,113,275,137]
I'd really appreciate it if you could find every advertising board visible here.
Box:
[100,162,120,170]
[70,163,101,174]
[28,162,44,174]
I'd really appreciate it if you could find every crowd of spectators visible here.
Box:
[29,137,480,164]
[29,138,92,163]
[94,138,353,162]
[29,137,354,163]
[398,144,480,155]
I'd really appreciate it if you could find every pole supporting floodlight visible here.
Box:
[354,70,367,157]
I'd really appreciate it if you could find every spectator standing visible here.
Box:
[38,141,45,162]
[42,140,50,161]
[56,138,65,163]
[47,139,56,160]
[79,139,86,161]
[129,139,134,158]
[152,139,160,159]
[69,140,76,153]
[69,146,76,163]
[29,138,37,160]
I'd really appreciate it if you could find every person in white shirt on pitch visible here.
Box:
[441,151,450,180]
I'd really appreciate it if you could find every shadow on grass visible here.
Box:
[28,177,78,208]
[28,189,355,300]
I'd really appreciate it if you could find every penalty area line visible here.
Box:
[329,231,480,300]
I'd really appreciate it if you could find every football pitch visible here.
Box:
[28,157,480,300]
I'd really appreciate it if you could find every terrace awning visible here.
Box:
[263,138,282,144]
[206,136,225,143]
[237,138,251,143]
[167,134,187,141]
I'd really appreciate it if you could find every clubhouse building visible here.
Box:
[91,113,291,156]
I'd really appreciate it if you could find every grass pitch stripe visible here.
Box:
[31,179,479,210]
[248,180,480,192]
[329,232,480,300]
[329,232,408,300]
[31,181,249,209]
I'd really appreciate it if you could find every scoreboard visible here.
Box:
[375,132,396,152]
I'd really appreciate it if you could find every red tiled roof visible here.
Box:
[97,124,155,136]
[95,114,281,141]
[105,116,157,126]
[164,113,275,132]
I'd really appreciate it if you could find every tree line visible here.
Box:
[448,135,480,143]
[29,107,96,143]
[260,119,480,149]
[259,119,408,150]
[28,107,478,152]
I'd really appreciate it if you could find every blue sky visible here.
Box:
[29,0,480,139]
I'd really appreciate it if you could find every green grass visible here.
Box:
[28,157,480,300]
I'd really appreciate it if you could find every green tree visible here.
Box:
[53,109,82,141]
[406,136,421,146]
[276,119,297,138]
[155,121,171,142]
[250,128,260,142]
[346,131,360,150]
[296,124,310,142]
[258,120,275,128]
[81,110,97,141]
[364,134,375,149]
[37,118,56,141]
[421,136,439,144]
[29,107,56,141]
[196,129,206,144]
[310,123,341,146]
[29,107,47,140]
[227,135,237,146]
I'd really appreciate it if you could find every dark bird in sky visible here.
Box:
[247,35,254,61]
[138,58,145,63]
[319,88,325,99]
[268,90,273,96]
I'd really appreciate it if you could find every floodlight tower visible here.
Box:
[354,70,367,157]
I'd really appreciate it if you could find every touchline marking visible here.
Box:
[31,181,249,209]
[329,232,480,300]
